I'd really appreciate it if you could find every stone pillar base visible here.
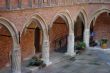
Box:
[65,52,76,57]
[12,71,21,73]
[41,58,52,66]
[45,61,52,66]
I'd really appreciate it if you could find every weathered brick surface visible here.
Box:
[49,17,68,52]
[22,0,30,8]
[74,16,84,40]
[0,0,5,8]
[10,0,18,9]
[0,25,12,69]
[0,2,110,69]
[94,12,110,41]
[20,22,42,59]
[20,29,35,59]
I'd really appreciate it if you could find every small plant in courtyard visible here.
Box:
[89,40,97,47]
[75,41,86,54]
[28,56,44,67]
[100,38,108,49]
[78,41,86,49]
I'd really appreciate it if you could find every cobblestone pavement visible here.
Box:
[33,49,110,73]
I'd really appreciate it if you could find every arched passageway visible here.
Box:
[90,12,110,48]
[74,13,85,49]
[49,16,69,54]
[49,15,70,63]
[0,24,12,69]
[34,27,42,53]
[21,20,43,60]
[21,15,51,66]
[0,18,21,73]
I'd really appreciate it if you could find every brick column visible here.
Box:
[42,37,52,66]
[66,32,76,56]
[84,28,90,47]
[11,44,21,73]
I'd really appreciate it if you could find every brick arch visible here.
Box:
[21,14,48,37]
[74,10,87,42]
[49,10,73,53]
[0,17,19,68]
[74,9,88,30]
[0,17,19,44]
[89,8,110,28]
[89,8,110,43]
[21,14,49,59]
[49,10,73,32]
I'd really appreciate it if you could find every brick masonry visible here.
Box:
[0,25,12,69]
[49,17,68,52]
[94,12,110,41]
[0,2,110,69]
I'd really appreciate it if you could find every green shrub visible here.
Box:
[28,56,43,66]
[75,41,86,50]
[89,40,97,47]
[100,38,108,45]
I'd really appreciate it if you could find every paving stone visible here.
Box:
[1,49,110,73]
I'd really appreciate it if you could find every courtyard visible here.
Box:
[0,48,110,73]
[25,48,110,73]
[35,49,110,73]
[1,1,110,73]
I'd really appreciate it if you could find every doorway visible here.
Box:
[34,27,41,53]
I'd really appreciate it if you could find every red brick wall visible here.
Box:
[1,2,110,69]
[20,28,35,59]
[0,0,5,8]
[20,22,42,60]
[0,1,110,33]
[10,0,18,9]
[22,0,29,8]
[20,19,68,58]
[0,5,81,32]
[74,17,84,40]
[94,12,110,41]
[49,17,68,52]
[0,25,12,69]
